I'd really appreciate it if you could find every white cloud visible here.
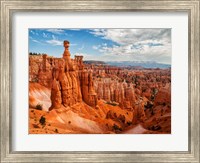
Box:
[69,29,81,31]
[92,46,98,50]
[46,35,77,46]
[46,39,63,46]
[89,29,171,64]
[30,30,39,36]
[45,34,63,46]
[29,36,43,44]
[32,39,41,44]
[79,44,84,50]
[92,45,101,50]
[47,29,65,35]
[52,35,56,39]
[30,30,35,34]
[43,32,48,38]
[90,29,170,45]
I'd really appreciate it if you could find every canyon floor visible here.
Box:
[29,93,171,134]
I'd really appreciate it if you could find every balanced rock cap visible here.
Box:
[63,40,70,48]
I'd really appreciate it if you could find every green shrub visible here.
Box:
[112,124,122,131]
[127,121,132,126]
[35,104,43,110]
[39,116,46,126]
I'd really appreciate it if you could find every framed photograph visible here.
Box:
[0,0,199,162]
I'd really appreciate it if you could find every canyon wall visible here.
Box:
[92,67,171,108]
[29,40,97,110]
[91,66,171,124]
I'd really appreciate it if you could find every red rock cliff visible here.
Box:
[29,40,97,110]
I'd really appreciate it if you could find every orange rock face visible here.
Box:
[29,82,51,111]
[38,55,53,88]
[29,55,43,82]
[80,70,97,107]
[94,79,137,109]
[49,78,62,110]
[29,40,97,110]
[154,86,171,106]
[89,64,171,130]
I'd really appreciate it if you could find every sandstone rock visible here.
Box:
[29,40,98,110]
[154,87,171,106]
[132,103,146,124]
[94,78,136,110]
[29,83,51,111]
[29,55,43,82]
[142,88,152,100]
[80,70,97,107]
[37,54,53,88]
[49,78,62,110]
[48,40,97,109]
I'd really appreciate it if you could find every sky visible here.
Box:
[29,28,171,64]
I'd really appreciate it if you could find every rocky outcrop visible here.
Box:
[29,40,98,110]
[29,83,51,111]
[154,86,171,106]
[132,103,146,124]
[29,55,43,82]
[49,40,97,109]
[92,66,171,125]
[38,54,53,88]
[80,70,97,107]
[94,78,136,109]
[49,78,62,110]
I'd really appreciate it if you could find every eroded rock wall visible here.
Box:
[29,40,97,110]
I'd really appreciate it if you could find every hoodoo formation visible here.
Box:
[29,40,171,134]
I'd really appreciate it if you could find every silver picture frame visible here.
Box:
[0,0,199,162]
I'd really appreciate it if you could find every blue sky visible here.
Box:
[29,28,171,64]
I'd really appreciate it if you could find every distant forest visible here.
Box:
[29,52,46,55]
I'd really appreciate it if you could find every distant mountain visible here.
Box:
[84,60,106,65]
[84,60,171,69]
[105,61,171,69]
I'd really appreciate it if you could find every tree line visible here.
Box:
[29,52,46,55]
